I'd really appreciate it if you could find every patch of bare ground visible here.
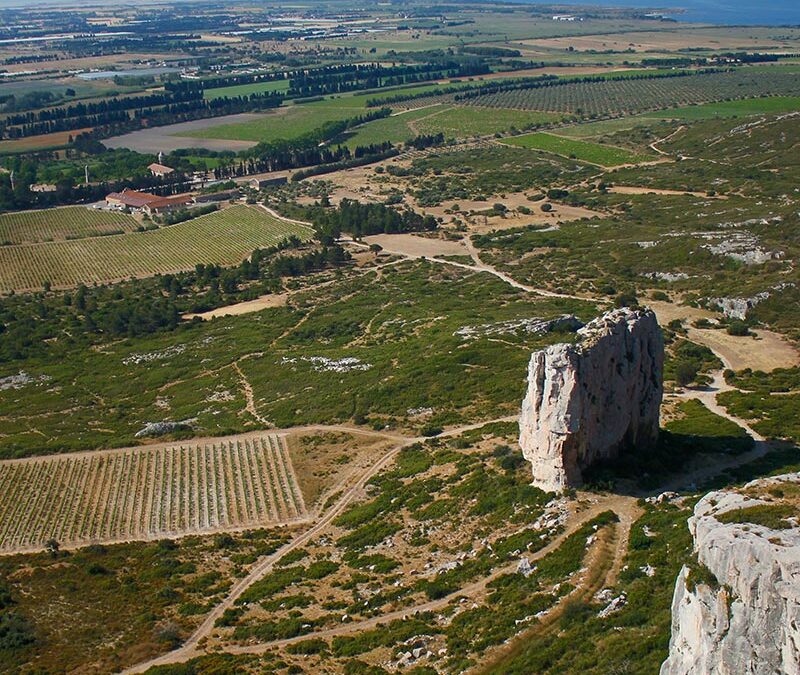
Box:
[608,186,726,199]
[362,232,469,258]
[285,430,394,511]
[184,293,289,320]
[649,300,800,371]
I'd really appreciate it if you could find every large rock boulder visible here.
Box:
[661,473,800,675]
[519,307,663,492]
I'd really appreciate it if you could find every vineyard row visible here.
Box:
[0,434,307,554]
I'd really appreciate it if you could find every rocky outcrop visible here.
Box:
[661,473,800,675]
[519,307,663,492]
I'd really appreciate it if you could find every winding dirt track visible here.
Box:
[120,416,518,674]
[119,220,780,673]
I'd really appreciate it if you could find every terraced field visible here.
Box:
[0,205,139,244]
[0,205,313,291]
[0,433,307,554]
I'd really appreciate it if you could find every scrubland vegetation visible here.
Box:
[1,3,800,674]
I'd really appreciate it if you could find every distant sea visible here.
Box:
[0,0,798,26]
[527,0,799,25]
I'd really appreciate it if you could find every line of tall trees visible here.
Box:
[2,89,285,140]
[287,61,491,97]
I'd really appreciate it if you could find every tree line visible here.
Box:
[310,198,438,243]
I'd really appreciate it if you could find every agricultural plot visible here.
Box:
[414,106,563,139]
[179,99,367,143]
[503,132,651,167]
[462,69,800,118]
[0,205,312,292]
[0,433,306,554]
[0,206,139,244]
[644,95,800,120]
[344,105,449,148]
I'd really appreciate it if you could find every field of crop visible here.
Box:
[414,106,563,138]
[644,95,800,120]
[344,105,448,148]
[184,83,487,144]
[0,127,93,155]
[0,433,306,554]
[0,205,312,291]
[462,69,800,118]
[180,98,368,143]
[0,206,139,244]
[502,132,651,166]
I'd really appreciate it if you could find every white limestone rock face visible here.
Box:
[661,473,800,675]
[519,307,663,492]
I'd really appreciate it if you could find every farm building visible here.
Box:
[30,183,57,193]
[250,175,289,189]
[148,162,175,177]
[105,189,192,215]
[194,188,240,204]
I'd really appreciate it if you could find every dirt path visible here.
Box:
[117,242,790,674]
[681,370,764,440]
[649,124,685,155]
[119,416,519,674]
[233,362,271,427]
[608,186,724,199]
[407,106,450,136]
[198,493,640,659]
[649,300,799,372]
[456,235,588,301]
[473,496,641,674]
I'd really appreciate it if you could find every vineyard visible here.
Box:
[459,69,800,117]
[0,433,308,554]
[0,206,139,244]
[0,205,313,291]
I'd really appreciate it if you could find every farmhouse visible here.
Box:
[148,162,175,177]
[105,188,192,215]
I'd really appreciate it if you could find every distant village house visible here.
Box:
[148,163,175,177]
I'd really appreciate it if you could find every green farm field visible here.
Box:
[183,82,496,144]
[645,95,800,120]
[0,206,139,244]
[414,106,564,138]
[344,106,448,148]
[179,98,366,143]
[0,205,312,292]
[502,132,651,166]
[345,105,563,147]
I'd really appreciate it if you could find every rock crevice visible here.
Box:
[519,307,663,492]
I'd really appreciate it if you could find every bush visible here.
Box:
[674,360,699,387]
[727,320,750,336]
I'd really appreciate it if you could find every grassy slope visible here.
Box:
[502,131,651,166]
